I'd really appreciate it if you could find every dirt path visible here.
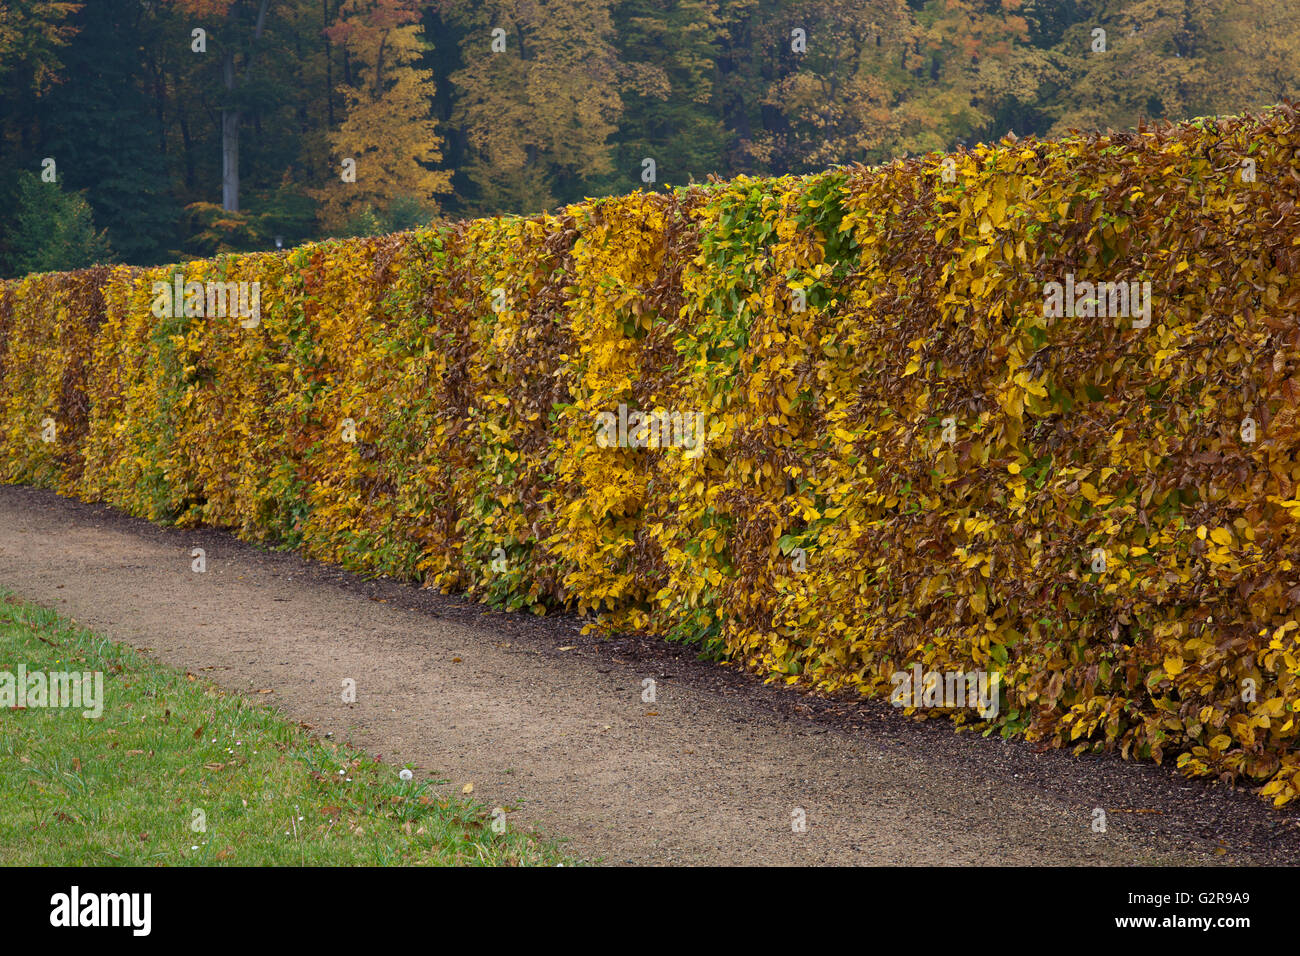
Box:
[2,485,1297,865]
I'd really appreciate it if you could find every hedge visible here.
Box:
[4,105,1300,806]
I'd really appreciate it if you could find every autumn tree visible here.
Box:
[720,0,1058,174]
[731,0,914,172]
[0,0,81,91]
[909,0,1064,148]
[0,0,81,166]
[1,0,1295,268]
[445,0,625,214]
[311,0,451,232]
[1044,0,1300,135]
[1220,0,1300,107]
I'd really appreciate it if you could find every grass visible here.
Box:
[0,589,576,865]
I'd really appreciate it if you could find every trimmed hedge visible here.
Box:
[5,106,1300,805]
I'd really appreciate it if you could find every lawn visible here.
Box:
[0,590,574,865]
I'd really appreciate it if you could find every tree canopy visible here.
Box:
[0,0,1295,274]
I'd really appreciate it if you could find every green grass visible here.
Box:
[0,590,576,865]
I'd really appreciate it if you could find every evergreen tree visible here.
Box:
[601,0,728,191]
[2,170,111,276]
[40,0,181,265]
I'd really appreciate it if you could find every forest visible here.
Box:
[0,0,1295,275]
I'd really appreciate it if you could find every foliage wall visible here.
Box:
[5,106,1300,805]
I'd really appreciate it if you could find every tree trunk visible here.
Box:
[220,0,272,213]
[222,49,240,212]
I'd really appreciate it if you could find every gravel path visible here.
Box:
[2,484,1297,865]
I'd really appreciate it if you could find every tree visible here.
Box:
[1,171,110,276]
[732,0,1060,173]
[0,0,82,169]
[163,0,277,212]
[731,0,915,172]
[446,0,625,214]
[0,0,81,92]
[311,0,452,231]
[40,0,181,265]
[601,0,728,191]
[1041,0,1300,135]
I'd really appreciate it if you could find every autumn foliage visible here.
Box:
[5,105,1300,806]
